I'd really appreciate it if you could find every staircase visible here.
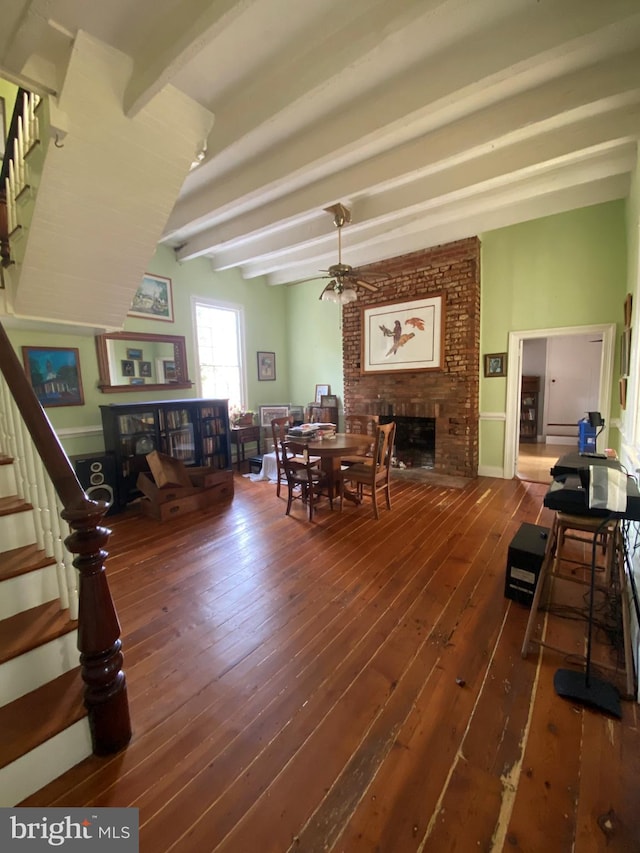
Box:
[0,328,131,806]
[0,451,92,805]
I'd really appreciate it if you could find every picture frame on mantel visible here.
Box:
[361,295,444,374]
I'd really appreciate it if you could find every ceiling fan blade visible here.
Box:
[295,273,331,285]
[355,279,380,292]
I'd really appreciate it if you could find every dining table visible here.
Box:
[301,432,373,500]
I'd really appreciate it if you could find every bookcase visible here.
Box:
[307,403,339,426]
[100,398,232,509]
[519,376,540,442]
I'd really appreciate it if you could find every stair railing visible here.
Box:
[0,321,131,755]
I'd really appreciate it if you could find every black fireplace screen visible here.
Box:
[380,415,435,469]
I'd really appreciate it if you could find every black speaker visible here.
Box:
[504,522,550,605]
[71,453,118,515]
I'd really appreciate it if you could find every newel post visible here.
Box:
[62,500,131,755]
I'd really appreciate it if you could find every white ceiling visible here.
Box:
[2,0,639,289]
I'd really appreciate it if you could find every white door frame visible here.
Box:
[503,323,616,478]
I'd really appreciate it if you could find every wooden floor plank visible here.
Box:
[18,473,636,853]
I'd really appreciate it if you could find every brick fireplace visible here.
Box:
[342,237,480,479]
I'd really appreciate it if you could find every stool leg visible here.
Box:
[522,518,557,658]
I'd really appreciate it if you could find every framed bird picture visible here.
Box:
[361,295,444,374]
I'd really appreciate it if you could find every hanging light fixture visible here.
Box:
[319,279,358,304]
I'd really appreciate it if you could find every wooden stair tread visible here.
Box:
[0,667,86,769]
[0,544,55,582]
[0,601,77,665]
[0,495,32,517]
[0,454,14,465]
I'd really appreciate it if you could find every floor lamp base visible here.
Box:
[554,668,621,718]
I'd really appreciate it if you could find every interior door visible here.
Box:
[544,334,602,435]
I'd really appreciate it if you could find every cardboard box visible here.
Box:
[146,450,192,489]
[137,468,234,521]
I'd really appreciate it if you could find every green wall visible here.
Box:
[479,200,627,471]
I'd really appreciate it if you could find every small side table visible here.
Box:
[230,425,261,471]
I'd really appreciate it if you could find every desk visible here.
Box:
[231,425,261,471]
[302,433,371,498]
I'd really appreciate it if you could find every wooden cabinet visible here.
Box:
[308,403,339,425]
[520,376,540,442]
[100,398,232,509]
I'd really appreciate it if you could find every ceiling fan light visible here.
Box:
[321,288,339,303]
[340,288,358,304]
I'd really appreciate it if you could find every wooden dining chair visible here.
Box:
[281,439,332,521]
[339,421,396,519]
[341,413,379,467]
[271,416,318,497]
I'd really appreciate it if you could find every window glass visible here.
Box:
[193,300,245,408]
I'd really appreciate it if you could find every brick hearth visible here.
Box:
[342,237,480,478]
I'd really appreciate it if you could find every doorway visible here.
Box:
[503,323,616,480]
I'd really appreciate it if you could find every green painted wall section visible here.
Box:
[479,200,627,470]
[0,79,18,152]
[284,279,344,417]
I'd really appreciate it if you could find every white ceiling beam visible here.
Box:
[260,146,635,284]
[166,37,640,247]
[267,175,629,288]
[172,63,640,262]
[123,0,259,117]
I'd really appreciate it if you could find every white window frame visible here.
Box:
[191,296,247,407]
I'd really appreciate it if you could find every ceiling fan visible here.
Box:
[314,203,389,304]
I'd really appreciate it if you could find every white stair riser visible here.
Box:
[0,718,92,807]
[0,463,17,498]
[0,631,79,706]
[0,508,37,550]
[0,566,59,620]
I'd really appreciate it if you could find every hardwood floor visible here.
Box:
[21,473,639,852]
[516,441,569,484]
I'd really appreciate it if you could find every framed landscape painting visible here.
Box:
[361,295,444,374]
[259,405,289,428]
[22,346,85,407]
[128,273,174,322]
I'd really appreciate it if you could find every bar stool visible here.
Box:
[521,511,633,698]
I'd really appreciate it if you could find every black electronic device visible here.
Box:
[544,467,640,522]
[71,453,118,515]
[504,522,550,605]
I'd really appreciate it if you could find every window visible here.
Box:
[192,298,246,408]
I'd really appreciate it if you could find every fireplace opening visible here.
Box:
[380,415,435,469]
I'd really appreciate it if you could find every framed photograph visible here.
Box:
[321,394,338,407]
[619,377,627,409]
[484,352,507,378]
[257,351,276,381]
[620,329,631,377]
[121,359,135,377]
[0,97,5,159]
[361,295,444,374]
[259,405,289,428]
[315,384,330,403]
[128,273,174,322]
[161,359,177,382]
[624,293,633,328]
[21,346,84,407]
[139,360,152,378]
[126,347,143,360]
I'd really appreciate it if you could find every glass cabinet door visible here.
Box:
[159,407,196,464]
[199,404,230,469]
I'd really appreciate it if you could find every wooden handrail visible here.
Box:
[0,321,131,754]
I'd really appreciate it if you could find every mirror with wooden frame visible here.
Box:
[95,331,193,393]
